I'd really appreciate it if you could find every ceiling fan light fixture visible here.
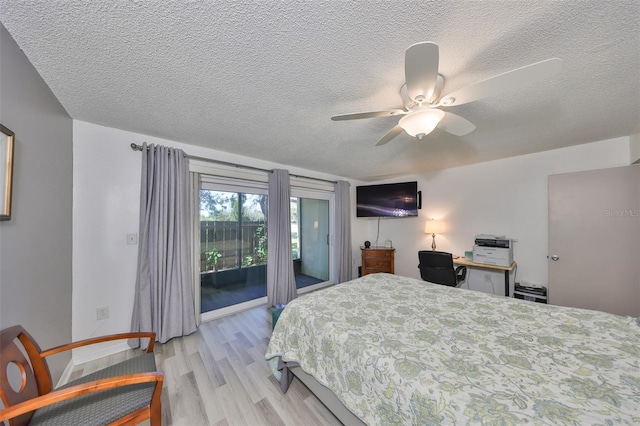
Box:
[399,109,445,139]
[440,96,455,106]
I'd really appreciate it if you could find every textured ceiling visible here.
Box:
[1,1,639,180]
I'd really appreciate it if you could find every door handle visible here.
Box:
[550,255,560,261]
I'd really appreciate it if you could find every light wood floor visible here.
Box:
[68,306,341,426]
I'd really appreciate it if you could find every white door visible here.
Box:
[548,165,640,316]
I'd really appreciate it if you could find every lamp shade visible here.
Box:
[424,219,443,234]
[399,109,445,139]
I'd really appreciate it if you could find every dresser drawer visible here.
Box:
[363,258,391,270]
[364,250,393,260]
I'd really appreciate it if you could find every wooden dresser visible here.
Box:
[360,247,395,276]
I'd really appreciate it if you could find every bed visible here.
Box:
[265,273,640,425]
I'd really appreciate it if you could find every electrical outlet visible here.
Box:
[97,306,109,320]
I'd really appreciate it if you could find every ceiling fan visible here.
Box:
[331,42,562,146]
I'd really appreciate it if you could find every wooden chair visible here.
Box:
[0,325,163,425]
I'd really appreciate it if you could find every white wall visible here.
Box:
[354,136,632,293]
[0,24,73,382]
[73,120,358,362]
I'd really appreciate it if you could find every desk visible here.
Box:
[453,258,516,297]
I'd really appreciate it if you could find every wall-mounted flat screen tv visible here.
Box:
[356,181,419,218]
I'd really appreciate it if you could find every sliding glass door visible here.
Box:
[199,181,268,318]
[198,177,335,319]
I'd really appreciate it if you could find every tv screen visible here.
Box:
[356,181,419,218]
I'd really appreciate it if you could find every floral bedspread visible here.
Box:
[265,273,640,425]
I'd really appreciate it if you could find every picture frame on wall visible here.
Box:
[0,124,15,221]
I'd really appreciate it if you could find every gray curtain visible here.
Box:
[335,180,353,283]
[266,169,298,307]
[131,143,197,345]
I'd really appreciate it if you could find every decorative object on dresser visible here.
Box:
[360,247,395,276]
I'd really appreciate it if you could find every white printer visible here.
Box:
[472,235,513,267]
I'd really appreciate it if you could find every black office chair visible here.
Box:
[418,250,467,287]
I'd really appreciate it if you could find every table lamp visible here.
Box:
[424,219,443,251]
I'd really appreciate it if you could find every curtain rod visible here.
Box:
[130,143,337,184]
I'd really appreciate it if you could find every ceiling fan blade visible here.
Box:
[405,42,439,103]
[438,58,562,107]
[331,109,406,121]
[375,125,404,146]
[437,111,476,136]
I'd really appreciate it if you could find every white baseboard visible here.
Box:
[72,340,132,365]
[56,359,76,387]
[57,341,141,386]
[201,296,267,322]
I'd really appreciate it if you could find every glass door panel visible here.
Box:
[291,195,330,290]
[199,189,267,314]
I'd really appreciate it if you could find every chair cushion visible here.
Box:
[29,352,157,426]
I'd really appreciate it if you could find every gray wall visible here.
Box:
[0,23,73,382]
